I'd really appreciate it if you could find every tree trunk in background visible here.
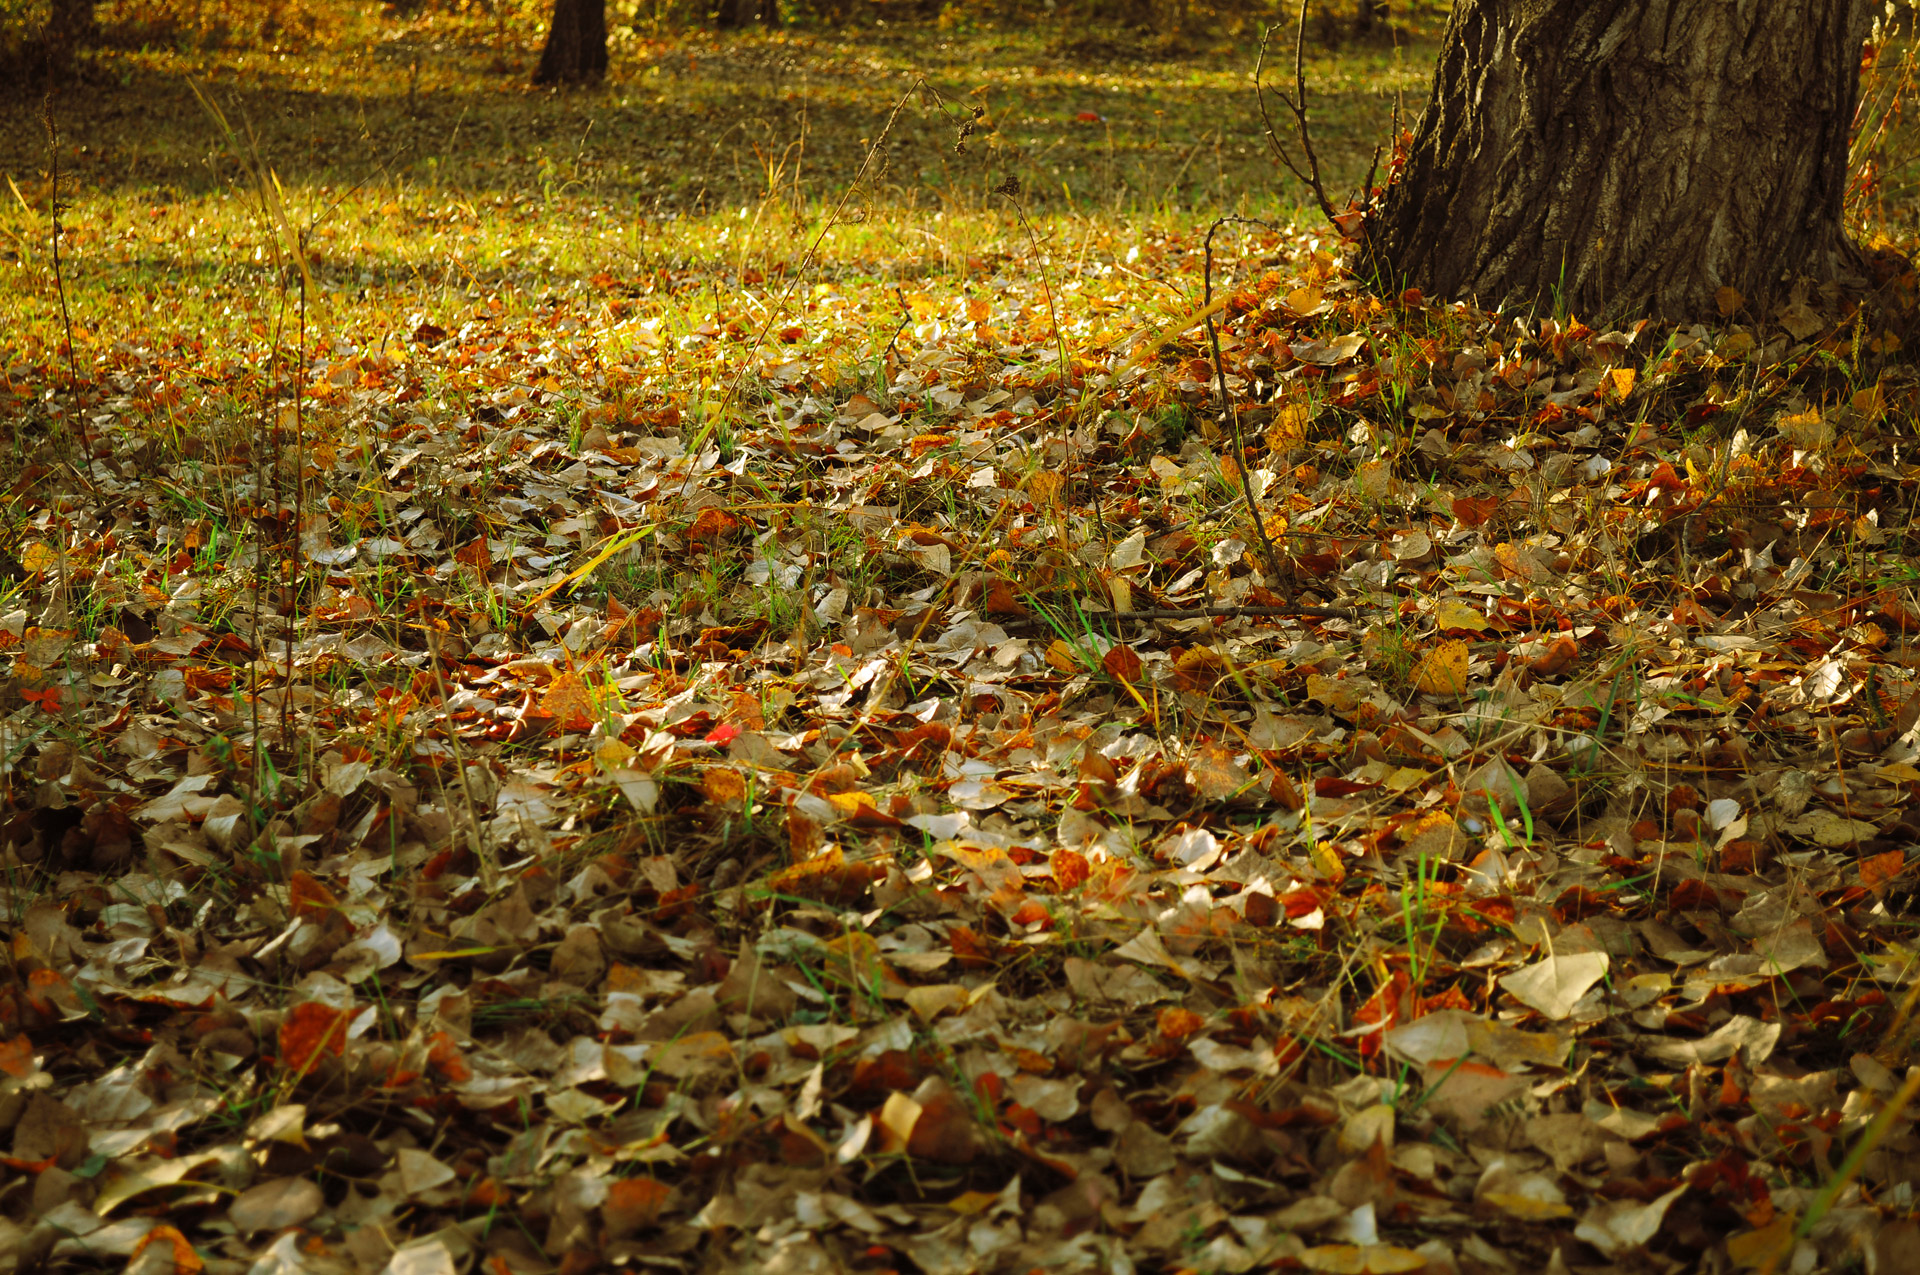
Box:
[1363,0,1872,321]
[1354,0,1386,35]
[49,0,95,40]
[532,0,607,86]
[40,0,96,74]
[714,0,780,29]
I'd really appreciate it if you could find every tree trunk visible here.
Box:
[1363,0,1872,322]
[49,0,95,41]
[532,0,607,86]
[1354,0,1386,36]
[714,0,779,29]
[38,0,95,75]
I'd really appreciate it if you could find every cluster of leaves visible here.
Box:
[6,16,1920,1275]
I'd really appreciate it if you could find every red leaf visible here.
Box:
[279,1002,351,1074]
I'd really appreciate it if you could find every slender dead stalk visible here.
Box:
[42,95,77,389]
[1120,603,1361,621]
[1202,216,1293,594]
[1254,8,1341,227]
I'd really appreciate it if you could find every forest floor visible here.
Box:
[3,4,1920,1275]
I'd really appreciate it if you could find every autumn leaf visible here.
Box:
[278,1003,352,1074]
[540,671,598,730]
[1101,644,1144,683]
[1409,640,1470,696]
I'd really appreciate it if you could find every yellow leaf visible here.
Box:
[1434,597,1490,633]
[1715,285,1744,317]
[18,543,56,575]
[1485,1191,1575,1219]
[1045,639,1082,673]
[1604,367,1635,400]
[1286,285,1325,315]
[944,1189,1002,1215]
[1852,384,1885,421]
[1300,1244,1429,1273]
[595,739,636,768]
[825,789,877,817]
[1265,400,1314,449]
[1727,1216,1796,1268]
[878,1091,922,1152]
[1410,639,1471,696]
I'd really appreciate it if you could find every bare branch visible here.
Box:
[1253,9,1341,227]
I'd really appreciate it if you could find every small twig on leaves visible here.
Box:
[43,95,77,390]
[1116,603,1359,621]
[1202,216,1298,591]
[1254,8,1341,227]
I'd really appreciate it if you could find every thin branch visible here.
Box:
[1114,604,1364,621]
[1253,11,1341,227]
[1202,215,1294,595]
[43,95,77,389]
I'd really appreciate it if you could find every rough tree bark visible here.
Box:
[1363,0,1873,321]
[532,0,607,86]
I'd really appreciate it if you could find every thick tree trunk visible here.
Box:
[35,0,95,76]
[714,0,779,29]
[1363,0,1872,322]
[49,0,95,41]
[532,0,607,86]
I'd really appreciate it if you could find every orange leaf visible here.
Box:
[1050,848,1090,890]
[982,579,1028,617]
[1157,1006,1204,1040]
[701,767,747,808]
[1173,647,1227,692]
[466,1177,511,1209]
[288,871,338,920]
[687,507,741,541]
[1451,495,1500,528]
[1527,635,1579,677]
[426,1030,472,1084]
[540,671,598,730]
[0,1035,32,1078]
[906,1087,979,1164]
[1861,849,1906,893]
[131,1226,203,1275]
[603,1177,671,1237]
[279,1002,352,1074]
[24,968,81,1019]
[1102,644,1144,683]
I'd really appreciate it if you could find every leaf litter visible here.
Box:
[6,25,1920,1275]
